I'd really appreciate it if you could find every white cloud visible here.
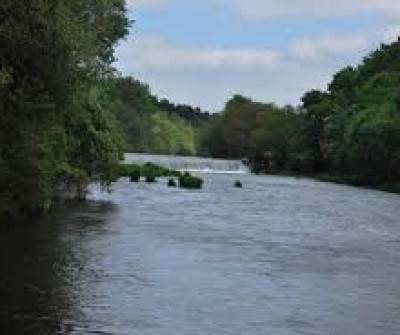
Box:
[116,32,372,111]
[116,17,398,111]
[290,33,370,61]
[117,60,336,112]
[380,25,400,44]
[117,32,370,73]
[236,0,400,20]
[117,36,282,70]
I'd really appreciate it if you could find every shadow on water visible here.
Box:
[0,200,118,335]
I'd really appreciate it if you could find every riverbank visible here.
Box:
[312,173,400,194]
[255,170,400,194]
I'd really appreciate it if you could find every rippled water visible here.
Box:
[1,172,400,334]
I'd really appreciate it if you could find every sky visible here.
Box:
[116,0,400,112]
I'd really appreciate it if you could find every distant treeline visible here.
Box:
[100,38,400,191]
[207,40,400,191]
[101,77,217,157]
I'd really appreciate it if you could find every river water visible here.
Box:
[1,156,400,334]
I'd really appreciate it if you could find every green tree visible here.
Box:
[209,95,262,158]
[0,0,129,216]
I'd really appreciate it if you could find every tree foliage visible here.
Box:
[102,76,215,156]
[0,0,129,216]
[208,39,400,190]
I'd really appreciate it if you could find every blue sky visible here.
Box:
[116,0,400,111]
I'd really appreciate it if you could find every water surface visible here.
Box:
[1,166,400,334]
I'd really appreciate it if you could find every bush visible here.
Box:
[130,175,140,182]
[119,164,140,177]
[168,178,177,187]
[141,167,155,183]
[129,167,141,182]
[234,180,242,188]
[179,172,203,189]
[145,174,156,183]
[118,163,182,181]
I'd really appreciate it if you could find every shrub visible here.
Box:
[168,178,177,187]
[129,167,141,182]
[118,163,181,181]
[179,172,203,189]
[145,174,156,183]
[234,180,242,188]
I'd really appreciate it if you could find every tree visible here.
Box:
[0,0,129,216]
[208,95,263,158]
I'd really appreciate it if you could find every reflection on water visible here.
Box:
[1,168,400,334]
[0,201,118,334]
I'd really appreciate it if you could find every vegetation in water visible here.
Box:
[119,163,182,179]
[234,181,243,188]
[120,163,203,189]
[168,178,177,187]
[145,174,156,183]
[127,166,141,182]
[179,173,204,189]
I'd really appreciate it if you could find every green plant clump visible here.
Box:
[145,174,156,183]
[179,173,203,189]
[142,162,181,178]
[128,166,141,182]
[119,163,182,180]
[168,178,177,187]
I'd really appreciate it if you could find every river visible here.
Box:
[1,155,400,334]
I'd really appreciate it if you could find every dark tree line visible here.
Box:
[156,99,212,124]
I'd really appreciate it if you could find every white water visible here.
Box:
[125,153,249,174]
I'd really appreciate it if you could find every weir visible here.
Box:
[125,153,249,174]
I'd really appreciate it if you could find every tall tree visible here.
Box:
[0,0,129,216]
